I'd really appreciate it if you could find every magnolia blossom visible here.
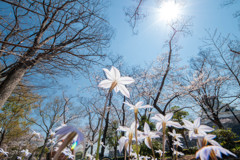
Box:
[49,130,55,137]
[139,122,160,149]
[196,145,236,160]
[151,113,182,131]
[21,149,31,157]
[98,66,134,98]
[55,125,84,145]
[202,134,221,147]
[168,129,182,141]
[182,117,214,140]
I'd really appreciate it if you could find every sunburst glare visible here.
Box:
[157,0,183,22]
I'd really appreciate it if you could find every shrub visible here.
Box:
[212,128,238,149]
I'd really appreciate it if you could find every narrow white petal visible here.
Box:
[156,122,162,131]
[119,77,135,85]
[144,138,151,149]
[199,125,214,132]
[103,68,114,80]
[144,122,151,134]
[135,101,144,107]
[194,117,201,128]
[98,80,112,88]
[182,119,194,130]
[112,66,121,80]
[117,126,130,132]
[167,121,182,128]
[118,84,130,98]
[140,105,153,109]
[165,113,173,121]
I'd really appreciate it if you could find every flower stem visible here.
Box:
[162,124,166,160]
[176,144,178,160]
[134,111,140,160]
[96,90,111,160]
[149,138,156,160]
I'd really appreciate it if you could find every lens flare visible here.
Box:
[71,141,78,150]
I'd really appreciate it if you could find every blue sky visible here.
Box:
[59,0,240,97]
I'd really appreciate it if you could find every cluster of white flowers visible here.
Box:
[97,66,238,160]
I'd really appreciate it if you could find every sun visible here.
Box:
[157,1,182,22]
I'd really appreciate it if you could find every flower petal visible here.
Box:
[144,138,151,149]
[135,101,144,107]
[119,77,135,85]
[194,117,201,128]
[156,122,162,131]
[199,125,214,132]
[103,68,114,80]
[182,119,194,130]
[165,113,173,121]
[98,79,112,88]
[167,121,182,128]
[144,122,150,134]
[118,84,130,98]
[111,66,121,80]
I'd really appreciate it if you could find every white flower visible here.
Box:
[140,122,160,149]
[151,113,182,131]
[21,149,31,157]
[17,156,22,160]
[173,141,183,148]
[55,125,84,145]
[140,155,151,160]
[117,121,139,142]
[98,66,134,98]
[168,129,182,141]
[196,146,237,160]
[49,130,55,137]
[173,150,184,156]
[0,148,8,157]
[32,130,41,138]
[155,149,163,156]
[182,117,214,140]
[202,134,221,147]
[48,139,55,145]
[118,136,130,153]
[125,101,153,114]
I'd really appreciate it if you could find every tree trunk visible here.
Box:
[213,114,224,129]
[0,129,5,147]
[38,132,49,160]
[0,63,28,108]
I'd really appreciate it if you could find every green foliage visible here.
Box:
[138,115,155,131]
[0,83,40,144]
[212,128,238,149]
[139,139,161,156]
[171,106,189,124]
[182,147,198,155]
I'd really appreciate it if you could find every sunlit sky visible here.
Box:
[59,0,240,97]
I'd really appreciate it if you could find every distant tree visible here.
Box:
[0,82,40,147]
[0,0,112,108]
[26,96,83,160]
